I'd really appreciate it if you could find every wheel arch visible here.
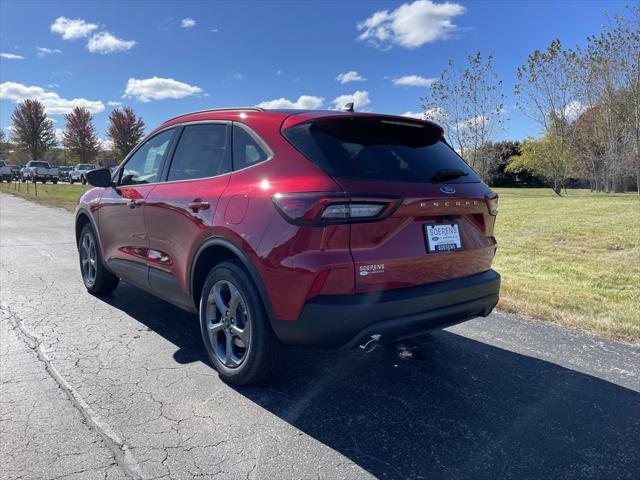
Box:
[75,210,93,246]
[190,237,276,323]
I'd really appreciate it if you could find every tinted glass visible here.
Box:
[167,124,230,182]
[283,118,480,183]
[30,161,49,168]
[78,164,94,170]
[232,125,269,171]
[120,129,173,185]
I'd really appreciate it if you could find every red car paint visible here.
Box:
[76,108,499,348]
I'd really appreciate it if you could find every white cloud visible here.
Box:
[36,47,62,57]
[123,77,203,102]
[98,138,113,150]
[392,75,436,87]
[357,0,466,49]
[336,71,367,84]
[229,71,245,81]
[51,16,98,40]
[401,111,425,119]
[107,100,123,106]
[459,114,488,130]
[331,90,371,110]
[0,81,105,115]
[1,53,24,60]
[181,17,196,28]
[423,107,446,122]
[87,32,136,54]
[563,100,586,122]
[256,95,324,110]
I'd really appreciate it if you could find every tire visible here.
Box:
[81,176,87,185]
[78,224,119,294]
[199,260,283,385]
[42,178,47,184]
[70,179,74,184]
[52,178,58,184]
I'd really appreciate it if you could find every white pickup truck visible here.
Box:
[22,160,59,184]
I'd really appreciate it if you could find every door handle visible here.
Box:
[127,199,143,209]
[188,200,210,212]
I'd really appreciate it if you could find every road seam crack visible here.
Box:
[1,302,143,480]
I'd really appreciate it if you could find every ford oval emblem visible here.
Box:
[440,185,456,194]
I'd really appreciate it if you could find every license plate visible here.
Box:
[425,223,462,253]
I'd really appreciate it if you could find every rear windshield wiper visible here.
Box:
[431,169,469,182]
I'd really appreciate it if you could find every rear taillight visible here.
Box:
[485,192,498,216]
[272,192,401,226]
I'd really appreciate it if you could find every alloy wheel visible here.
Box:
[205,280,251,368]
[80,233,97,286]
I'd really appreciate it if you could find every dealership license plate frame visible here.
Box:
[424,222,462,253]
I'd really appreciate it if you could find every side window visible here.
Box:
[167,124,231,182]
[232,125,270,171]
[120,129,174,185]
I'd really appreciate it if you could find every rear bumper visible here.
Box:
[271,269,500,348]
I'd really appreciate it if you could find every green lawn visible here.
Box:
[493,188,640,343]
[0,181,90,212]
[2,183,639,342]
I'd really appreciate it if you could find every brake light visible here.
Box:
[272,192,401,226]
[484,192,498,216]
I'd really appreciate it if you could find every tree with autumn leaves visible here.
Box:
[106,106,145,161]
[62,106,101,163]
[11,99,57,159]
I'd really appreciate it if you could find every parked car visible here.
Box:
[0,161,20,182]
[58,165,73,182]
[69,164,96,184]
[74,107,500,385]
[22,160,59,184]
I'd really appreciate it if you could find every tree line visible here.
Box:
[0,100,145,167]
[422,6,639,195]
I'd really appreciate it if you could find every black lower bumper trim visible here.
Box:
[272,269,500,348]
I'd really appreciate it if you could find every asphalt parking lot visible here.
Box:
[1,192,639,480]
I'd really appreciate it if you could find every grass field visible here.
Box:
[2,183,639,342]
[492,188,639,343]
[0,181,89,212]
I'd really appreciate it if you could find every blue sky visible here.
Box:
[0,0,629,145]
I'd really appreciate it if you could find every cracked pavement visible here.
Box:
[1,192,639,480]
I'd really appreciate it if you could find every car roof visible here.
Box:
[158,107,443,134]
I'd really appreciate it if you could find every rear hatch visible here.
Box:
[283,115,498,292]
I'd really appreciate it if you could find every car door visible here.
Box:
[98,128,176,291]
[145,122,232,310]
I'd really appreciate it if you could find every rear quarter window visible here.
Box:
[283,117,480,183]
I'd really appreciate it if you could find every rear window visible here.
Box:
[30,161,49,168]
[283,117,480,183]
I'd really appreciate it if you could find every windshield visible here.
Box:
[77,164,95,170]
[30,161,49,168]
[283,117,480,184]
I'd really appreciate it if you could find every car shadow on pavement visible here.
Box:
[102,283,640,480]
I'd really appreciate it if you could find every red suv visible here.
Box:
[76,108,500,385]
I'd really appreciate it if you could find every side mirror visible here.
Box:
[86,168,113,188]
